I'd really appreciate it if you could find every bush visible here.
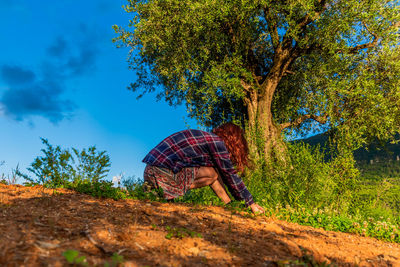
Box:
[19,138,111,188]
[243,142,358,212]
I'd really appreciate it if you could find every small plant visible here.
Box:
[267,204,400,243]
[104,253,124,267]
[62,249,88,266]
[0,161,7,185]
[121,176,165,202]
[63,250,125,267]
[71,180,128,200]
[173,185,225,206]
[164,226,202,239]
[0,162,21,185]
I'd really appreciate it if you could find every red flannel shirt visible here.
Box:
[143,129,254,206]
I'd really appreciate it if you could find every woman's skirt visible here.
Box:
[143,165,199,200]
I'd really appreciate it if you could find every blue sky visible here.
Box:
[0,0,196,181]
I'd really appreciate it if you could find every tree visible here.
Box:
[113,0,400,159]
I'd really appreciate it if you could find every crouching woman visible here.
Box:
[142,123,264,214]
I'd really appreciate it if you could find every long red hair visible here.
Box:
[212,123,249,173]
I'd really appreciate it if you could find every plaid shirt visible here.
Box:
[143,129,254,206]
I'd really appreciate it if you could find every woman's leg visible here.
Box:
[190,167,231,204]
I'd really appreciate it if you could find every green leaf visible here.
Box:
[165,232,173,239]
[62,249,79,263]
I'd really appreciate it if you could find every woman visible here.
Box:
[142,123,265,214]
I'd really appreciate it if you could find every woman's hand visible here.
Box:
[250,203,265,214]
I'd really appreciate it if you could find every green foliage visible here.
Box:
[71,180,128,200]
[122,176,166,201]
[62,250,124,267]
[269,205,399,243]
[236,140,400,243]
[174,185,224,206]
[66,174,166,202]
[164,225,202,239]
[114,0,400,151]
[104,253,125,267]
[351,163,400,219]
[243,142,357,211]
[299,132,400,219]
[72,147,110,183]
[62,249,88,266]
[19,138,110,188]
[358,160,400,181]
[19,139,74,187]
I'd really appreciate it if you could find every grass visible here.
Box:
[4,139,399,246]
[0,163,20,185]
[164,225,203,239]
[62,249,124,267]
[267,205,399,243]
[58,177,399,243]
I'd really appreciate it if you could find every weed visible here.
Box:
[62,249,88,266]
[62,250,125,267]
[0,163,21,185]
[267,204,400,243]
[164,226,202,239]
[104,253,124,267]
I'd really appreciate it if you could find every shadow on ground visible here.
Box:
[0,185,399,266]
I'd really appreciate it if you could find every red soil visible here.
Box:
[0,184,399,266]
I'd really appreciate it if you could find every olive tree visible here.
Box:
[113,0,400,158]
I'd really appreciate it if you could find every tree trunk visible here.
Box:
[252,81,287,162]
[245,50,294,163]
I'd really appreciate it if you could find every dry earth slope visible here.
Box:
[0,184,399,267]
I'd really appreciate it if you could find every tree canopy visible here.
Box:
[114,0,400,155]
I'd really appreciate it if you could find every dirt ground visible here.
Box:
[0,184,399,267]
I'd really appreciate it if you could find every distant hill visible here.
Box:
[299,133,400,163]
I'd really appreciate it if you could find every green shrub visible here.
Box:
[120,175,166,202]
[72,147,110,184]
[243,142,358,211]
[19,138,110,188]
[71,180,128,200]
[175,186,224,206]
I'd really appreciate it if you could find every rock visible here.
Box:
[35,240,60,249]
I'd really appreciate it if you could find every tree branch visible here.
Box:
[283,0,328,49]
[283,70,295,76]
[264,7,280,51]
[240,79,252,93]
[280,114,328,130]
[346,21,379,53]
